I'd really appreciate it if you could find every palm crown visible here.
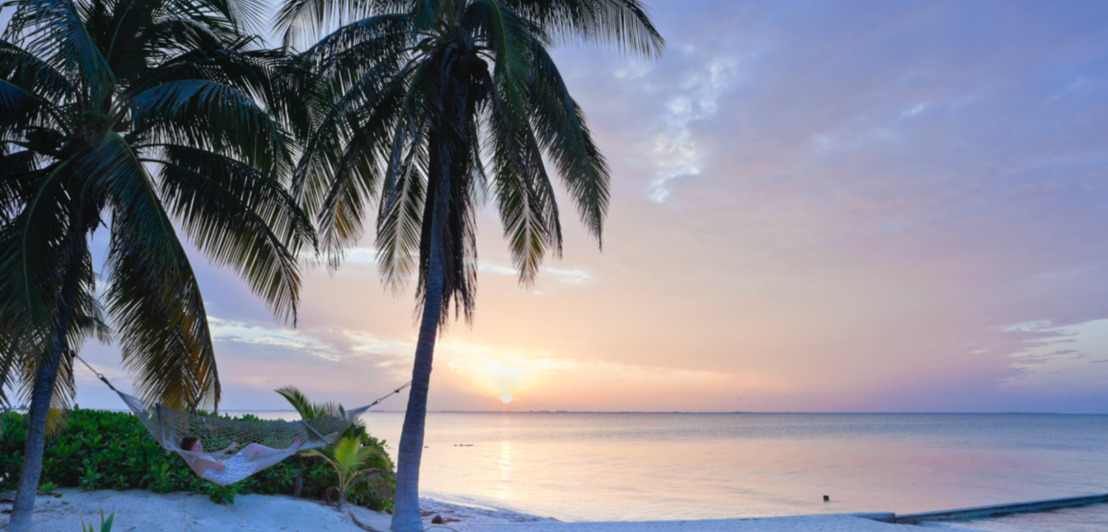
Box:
[282,0,662,323]
[0,0,314,411]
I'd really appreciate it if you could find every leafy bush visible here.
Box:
[0,408,394,511]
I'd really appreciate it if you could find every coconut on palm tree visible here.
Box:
[0,0,314,528]
[276,1,663,529]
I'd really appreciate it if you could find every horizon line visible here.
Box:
[51,406,1108,415]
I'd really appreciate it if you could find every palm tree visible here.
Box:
[0,0,314,528]
[276,1,662,529]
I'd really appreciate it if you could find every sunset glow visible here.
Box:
[62,0,1108,415]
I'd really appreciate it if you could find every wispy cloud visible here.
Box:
[481,262,595,285]
[208,317,342,361]
[1000,319,1108,392]
[343,247,380,265]
[649,55,742,202]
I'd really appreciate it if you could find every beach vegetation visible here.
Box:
[0,0,314,527]
[0,407,395,511]
[79,507,115,532]
[302,436,393,512]
[275,1,663,529]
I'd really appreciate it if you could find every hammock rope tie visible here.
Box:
[76,355,119,393]
[74,354,412,486]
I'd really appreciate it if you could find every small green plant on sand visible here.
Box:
[303,437,392,512]
[79,507,114,532]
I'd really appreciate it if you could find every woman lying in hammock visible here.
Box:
[179,435,304,483]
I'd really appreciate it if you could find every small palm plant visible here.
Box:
[304,436,392,512]
[275,385,351,421]
[275,385,366,440]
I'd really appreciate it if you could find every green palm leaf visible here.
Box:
[6,0,115,93]
[89,133,219,409]
[0,40,73,102]
[131,79,290,175]
[524,40,609,246]
[151,145,313,323]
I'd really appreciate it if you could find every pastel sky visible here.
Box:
[50,1,1108,413]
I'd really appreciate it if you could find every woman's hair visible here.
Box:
[180,436,199,451]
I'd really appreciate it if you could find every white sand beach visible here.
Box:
[1,488,975,531]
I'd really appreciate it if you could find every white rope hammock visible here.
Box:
[78,356,408,485]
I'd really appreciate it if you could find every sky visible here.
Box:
[34,0,1108,413]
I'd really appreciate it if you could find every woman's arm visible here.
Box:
[189,457,227,475]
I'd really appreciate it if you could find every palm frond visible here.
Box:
[297,54,413,265]
[487,74,561,285]
[502,0,664,57]
[131,79,291,176]
[275,0,409,49]
[375,118,427,291]
[10,228,94,419]
[523,39,609,247]
[0,79,51,131]
[0,150,41,222]
[88,133,219,410]
[5,0,115,94]
[275,385,316,418]
[0,39,73,103]
[0,162,73,352]
[149,145,312,324]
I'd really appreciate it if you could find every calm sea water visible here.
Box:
[255,412,1108,527]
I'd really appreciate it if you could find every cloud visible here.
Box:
[208,318,416,366]
[481,262,594,285]
[901,102,928,118]
[1000,319,1108,392]
[649,55,743,202]
[344,330,415,361]
[208,317,342,361]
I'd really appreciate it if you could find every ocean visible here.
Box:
[260,411,1108,529]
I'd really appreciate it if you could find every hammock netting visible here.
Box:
[115,390,371,485]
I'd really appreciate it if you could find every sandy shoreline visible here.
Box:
[1,488,975,531]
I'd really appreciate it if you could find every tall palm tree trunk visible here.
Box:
[390,212,446,532]
[391,56,473,531]
[9,235,87,532]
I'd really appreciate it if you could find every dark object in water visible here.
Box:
[431,514,444,524]
[823,495,830,502]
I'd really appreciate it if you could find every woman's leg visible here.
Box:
[238,443,281,460]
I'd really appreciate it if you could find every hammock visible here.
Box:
[79,357,408,485]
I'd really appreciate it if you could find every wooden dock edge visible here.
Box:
[854,493,1108,525]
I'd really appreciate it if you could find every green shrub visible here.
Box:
[0,408,394,511]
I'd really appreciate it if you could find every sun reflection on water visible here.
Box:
[495,440,514,500]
